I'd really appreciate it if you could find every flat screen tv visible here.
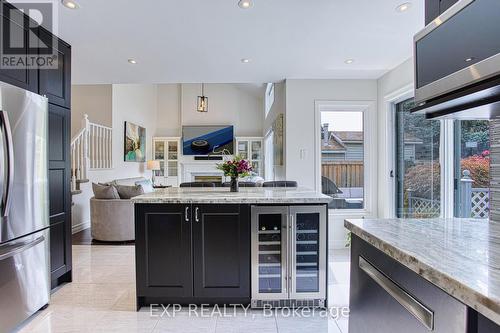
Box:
[182,125,234,155]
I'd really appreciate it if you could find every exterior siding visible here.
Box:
[322,152,346,161]
[344,143,364,161]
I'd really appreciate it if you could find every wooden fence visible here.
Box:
[322,161,364,188]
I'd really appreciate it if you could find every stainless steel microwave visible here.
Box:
[414,0,500,107]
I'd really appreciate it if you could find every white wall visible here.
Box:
[71,84,112,137]
[155,84,182,137]
[376,58,414,218]
[111,84,158,178]
[180,83,263,136]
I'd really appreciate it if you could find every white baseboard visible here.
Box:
[72,220,90,234]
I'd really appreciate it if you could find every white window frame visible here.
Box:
[382,84,414,218]
[264,130,274,181]
[314,100,377,216]
[265,83,275,117]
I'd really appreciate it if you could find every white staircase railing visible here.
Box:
[71,114,113,193]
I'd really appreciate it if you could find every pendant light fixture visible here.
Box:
[197,83,208,113]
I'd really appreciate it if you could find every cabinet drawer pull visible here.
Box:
[185,206,189,222]
[195,207,199,222]
[359,256,434,330]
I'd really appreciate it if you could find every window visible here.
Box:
[265,83,275,117]
[320,111,364,209]
[395,99,441,218]
[454,120,490,218]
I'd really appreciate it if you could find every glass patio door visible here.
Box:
[454,120,490,218]
[395,99,441,218]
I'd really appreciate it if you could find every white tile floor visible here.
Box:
[17,245,350,333]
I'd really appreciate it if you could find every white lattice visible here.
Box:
[471,189,489,218]
[410,197,440,218]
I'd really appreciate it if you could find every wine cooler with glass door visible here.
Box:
[251,206,327,308]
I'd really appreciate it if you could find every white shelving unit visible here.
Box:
[152,137,180,187]
[236,137,264,178]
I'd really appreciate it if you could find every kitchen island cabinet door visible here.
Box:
[135,204,193,299]
[192,204,250,299]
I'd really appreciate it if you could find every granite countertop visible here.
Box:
[345,218,500,326]
[132,186,332,204]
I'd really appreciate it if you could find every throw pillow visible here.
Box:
[92,183,120,199]
[135,179,154,193]
[116,184,145,199]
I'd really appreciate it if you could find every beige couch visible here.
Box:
[90,177,147,242]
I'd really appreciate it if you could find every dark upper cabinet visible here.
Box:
[135,204,193,298]
[0,3,38,92]
[425,0,441,25]
[425,0,460,25]
[193,204,250,298]
[38,28,71,108]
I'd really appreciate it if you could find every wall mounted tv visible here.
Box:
[182,125,234,155]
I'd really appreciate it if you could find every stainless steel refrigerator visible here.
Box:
[0,82,50,333]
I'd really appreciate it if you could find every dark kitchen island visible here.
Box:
[132,187,331,309]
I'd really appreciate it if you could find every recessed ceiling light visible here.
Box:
[344,59,354,64]
[128,59,137,64]
[241,58,251,63]
[465,57,475,62]
[395,2,412,13]
[62,0,79,9]
[238,0,253,9]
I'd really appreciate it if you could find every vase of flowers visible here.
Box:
[217,156,252,192]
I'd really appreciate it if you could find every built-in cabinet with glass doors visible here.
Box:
[236,137,264,177]
[250,205,326,307]
[152,137,180,187]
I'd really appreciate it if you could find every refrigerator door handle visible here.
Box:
[0,110,14,217]
[0,236,45,261]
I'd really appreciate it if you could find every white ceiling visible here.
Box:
[56,0,424,84]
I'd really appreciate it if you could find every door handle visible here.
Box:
[0,110,14,217]
[359,256,434,330]
[0,236,44,261]
[195,207,199,222]
[185,206,189,222]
